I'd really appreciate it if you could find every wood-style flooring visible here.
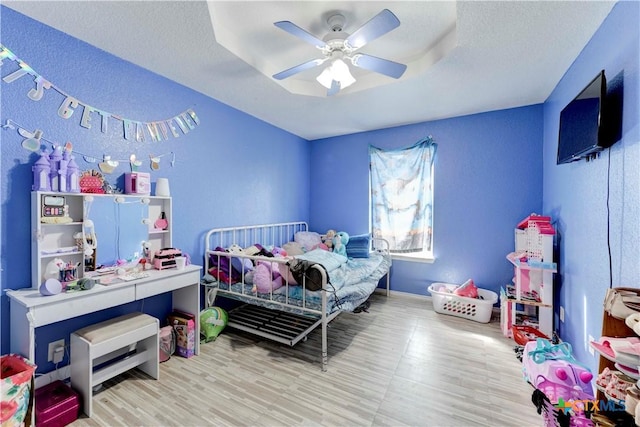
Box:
[68,292,543,426]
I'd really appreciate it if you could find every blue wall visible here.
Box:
[542,1,639,374]
[309,105,544,296]
[0,6,310,369]
[3,1,638,379]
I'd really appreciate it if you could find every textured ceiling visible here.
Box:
[2,1,617,140]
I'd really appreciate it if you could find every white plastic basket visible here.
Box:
[428,283,498,323]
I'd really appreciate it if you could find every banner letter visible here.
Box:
[97,111,108,133]
[123,119,136,141]
[136,122,145,143]
[58,96,79,119]
[80,105,94,129]
[174,116,189,134]
[187,108,200,125]
[27,76,51,101]
[181,113,195,130]
[2,63,32,83]
[166,119,179,138]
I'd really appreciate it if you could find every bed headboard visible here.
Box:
[204,221,308,253]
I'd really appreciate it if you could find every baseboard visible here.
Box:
[374,288,432,301]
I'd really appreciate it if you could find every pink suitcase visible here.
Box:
[35,381,80,427]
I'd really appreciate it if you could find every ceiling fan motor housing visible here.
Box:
[327,13,346,32]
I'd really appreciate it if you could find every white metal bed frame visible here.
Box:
[202,221,390,371]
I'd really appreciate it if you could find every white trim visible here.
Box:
[390,253,435,263]
[374,288,431,300]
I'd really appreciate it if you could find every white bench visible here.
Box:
[70,312,159,417]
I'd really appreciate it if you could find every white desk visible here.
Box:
[8,265,201,363]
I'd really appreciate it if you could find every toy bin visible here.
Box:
[428,283,498,323]
[1,354,37,427]
[35,380,80,427]
[512,325,549,346]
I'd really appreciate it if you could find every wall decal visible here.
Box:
[0,44,200,142]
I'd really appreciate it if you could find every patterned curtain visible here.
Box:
[369,137,437,253]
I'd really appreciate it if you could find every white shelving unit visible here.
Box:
[501,216,557,339]
[31,191,172,289]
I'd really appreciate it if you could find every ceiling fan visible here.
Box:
[272,9,407,96]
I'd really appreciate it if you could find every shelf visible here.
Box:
[40,250,82,259]
[502,225,555,340]
[503,284,551,307]
[149,229,170,235]
[615,362,640,379]
[40,221,83,226]
[32,191,173,289]
[506,253,557,272]
[504,297,552,308]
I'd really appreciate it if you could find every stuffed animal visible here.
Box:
[251,247,288,293]
[333,231,349,257]
[251,263,284,293]
[323,230,336,250]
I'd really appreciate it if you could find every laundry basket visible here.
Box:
[428,283,498,323]
[1,354,37,427]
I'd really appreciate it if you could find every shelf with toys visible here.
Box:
[501,214,557,340]
[30,146,173,291]
[32,191,173,290]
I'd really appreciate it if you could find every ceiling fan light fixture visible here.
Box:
[316,59,356,90]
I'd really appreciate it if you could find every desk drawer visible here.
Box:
[136,270,199,300]
[32,286,136,326]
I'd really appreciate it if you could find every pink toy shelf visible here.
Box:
[502,214,557,340]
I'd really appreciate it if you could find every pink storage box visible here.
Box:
[124,172,150,195]
[35,380,80,427]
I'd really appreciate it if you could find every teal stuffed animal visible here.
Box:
[333,231,349,257]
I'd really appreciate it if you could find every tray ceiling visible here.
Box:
[2,1,617,140]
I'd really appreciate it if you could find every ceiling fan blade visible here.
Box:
[274,21,328,49]
[272,58,326,80]
[327,80,340,96]
[345,9,400,50]
[351,54,407,79]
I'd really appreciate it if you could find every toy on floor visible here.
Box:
[522,339,593,404]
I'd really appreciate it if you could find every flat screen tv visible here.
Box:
[557,70,610,164]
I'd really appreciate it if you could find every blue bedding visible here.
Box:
[204,251,390,314]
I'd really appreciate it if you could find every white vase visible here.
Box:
[155,178,170,196]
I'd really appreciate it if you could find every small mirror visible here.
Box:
[84,196,148,268]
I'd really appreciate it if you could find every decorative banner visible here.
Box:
[0,44,200,142]
[2,119,175,171]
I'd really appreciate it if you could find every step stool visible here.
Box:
[70,312,159,417]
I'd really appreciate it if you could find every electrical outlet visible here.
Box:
[48,339,65,362]
[588,335,595,355]
[560,306,565,323]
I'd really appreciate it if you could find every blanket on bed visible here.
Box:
[205,248,390,314]
[286,249,346,291]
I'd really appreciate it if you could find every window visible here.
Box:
[369,136,436,262]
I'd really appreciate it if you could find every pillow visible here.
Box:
[294,231,322,252]
[346,233,371,258]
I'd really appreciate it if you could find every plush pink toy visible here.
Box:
[251,247,288,293]
[454,279,479,298]
[251,263,284,293]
